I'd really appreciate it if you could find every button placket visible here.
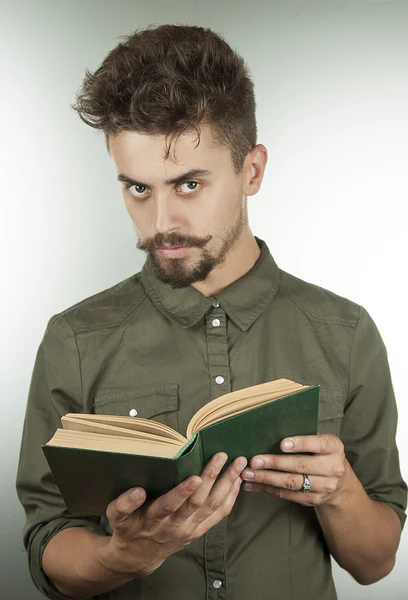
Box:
[204,305,230,599]
[204,519,228,599]
[205,308,231,400]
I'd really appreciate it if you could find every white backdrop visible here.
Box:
[2,1,407,599]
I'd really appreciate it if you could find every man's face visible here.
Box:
[109,125,250,288]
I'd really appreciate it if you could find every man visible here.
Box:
[16,24,406,600]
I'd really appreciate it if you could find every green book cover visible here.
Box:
[42,385,319,516]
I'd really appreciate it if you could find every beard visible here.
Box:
[136,202,247,289]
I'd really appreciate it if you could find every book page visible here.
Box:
[47,429,182,458]
[186,379,308,439]
[61,416,182,446]
[63,413,187,444]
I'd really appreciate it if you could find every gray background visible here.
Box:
[2,1,407,598]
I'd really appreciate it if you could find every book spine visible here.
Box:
[175,433,204,482]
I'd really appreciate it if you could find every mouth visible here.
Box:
[156,246,192,258]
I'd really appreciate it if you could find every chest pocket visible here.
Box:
[317,388,344,437]
[93,383,180,433]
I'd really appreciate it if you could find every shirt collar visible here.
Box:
[140,237,280,331]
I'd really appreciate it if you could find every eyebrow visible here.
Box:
[117,168,214,187]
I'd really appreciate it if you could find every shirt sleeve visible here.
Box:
[341,305,407,529]
[16,314,103,600]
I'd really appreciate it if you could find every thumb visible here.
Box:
[106,487,147,526]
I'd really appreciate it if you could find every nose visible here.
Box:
[153,195,180,234]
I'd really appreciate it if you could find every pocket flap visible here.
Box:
[318,388,344,421]
[93,383,179,419]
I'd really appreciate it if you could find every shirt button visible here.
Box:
[212,299,220,308]
[212,580,222,589]
[128,408,138,417]
[215,376,225,385]
[212,318,221,327]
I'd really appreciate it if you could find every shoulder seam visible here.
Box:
[58,274,138,319]
[74,293,148,333]
[346,305,362,401]
[49,274,148,333]
[279,285,359,327]
[46,315,85,413]
[71,318,84,406]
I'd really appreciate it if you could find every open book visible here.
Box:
[43,379,319,515]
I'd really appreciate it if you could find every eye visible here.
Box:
[124,180,200,199]
[125,183,149,199]
[179,181,200,194]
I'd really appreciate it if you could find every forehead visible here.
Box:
[109,125,233,178]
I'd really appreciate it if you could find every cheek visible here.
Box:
[209,193,241,229]
[123,197,149,232]
[197,186,239,225]
[123,194,135,216]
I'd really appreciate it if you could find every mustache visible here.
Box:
[137,232,212,252]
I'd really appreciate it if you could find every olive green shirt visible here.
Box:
[16,238,407,600]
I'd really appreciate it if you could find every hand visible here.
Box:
[241,434,347,507]
[97,452,247,577]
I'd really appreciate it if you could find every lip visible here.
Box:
[157,246,191,258]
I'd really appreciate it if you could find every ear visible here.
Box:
[242,144,268,196]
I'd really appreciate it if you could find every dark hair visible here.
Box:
[71,24,257,173]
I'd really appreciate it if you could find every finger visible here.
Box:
[172,452,229,522]
[247,454,328,476]
[106,487,147,527]
[145,476,203,524]
[243,482,325,506]
[241,470,339,494]
[248,449,345,477]
[279,434,343,455]
[194,476,243,537]
[193,456,247,523]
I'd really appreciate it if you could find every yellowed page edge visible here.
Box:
[64,413,187,443]
[191,386,309,435]
[61,416,182,446]
[186,380,307,439]
[47,429,181,458]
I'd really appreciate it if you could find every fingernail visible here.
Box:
[243,483,253,491]
[129,488,141,500]
[189,478,201,490]
[215,453,227,467]
[243,469,255,480]
[237,457,247,469]
[283,439,294,450]
[253,457,264,468]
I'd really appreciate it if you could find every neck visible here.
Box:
[192,230,261,297]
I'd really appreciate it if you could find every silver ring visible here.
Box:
[301,474,311,494]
